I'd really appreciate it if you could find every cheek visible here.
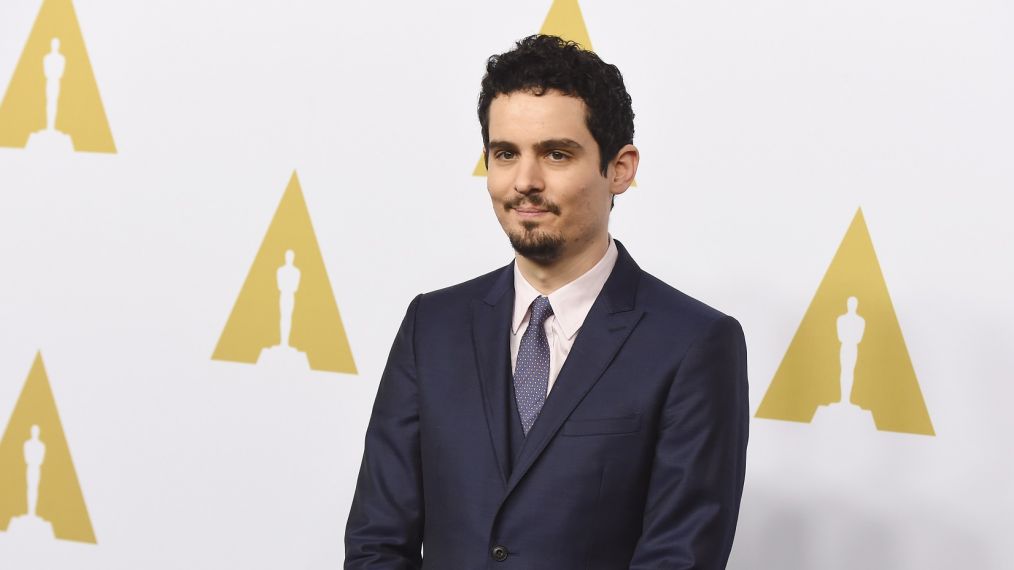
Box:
[488,189,510,218]
[564,185,611,230]
[486,185,512,226]
[487,172,512,202]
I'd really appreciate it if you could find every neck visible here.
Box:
[516,234,610,295]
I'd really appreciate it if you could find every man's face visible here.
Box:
[486,90,616,264]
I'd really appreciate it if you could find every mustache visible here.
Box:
[504,195,561,215]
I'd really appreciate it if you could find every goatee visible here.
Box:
[508,224,564,264]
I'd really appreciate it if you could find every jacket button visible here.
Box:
[491,545,508,561]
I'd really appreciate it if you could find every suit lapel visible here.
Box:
[471,264,515,488]
[504,241,645,498]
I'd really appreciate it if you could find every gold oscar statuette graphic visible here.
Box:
[0,0,115,153]
[756,208,934,436]
[472,0,593,177]
[213,171,357,375]
[0,353,96,543]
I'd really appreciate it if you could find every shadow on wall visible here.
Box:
[729,486,991,570]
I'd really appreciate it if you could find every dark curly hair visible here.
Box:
[478,34,635,176]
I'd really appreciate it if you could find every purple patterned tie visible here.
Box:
[514,296,554,435]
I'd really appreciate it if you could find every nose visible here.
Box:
[513,154,544,195]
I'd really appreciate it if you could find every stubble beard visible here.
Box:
[502,194,565,264]
[507,222,565,264]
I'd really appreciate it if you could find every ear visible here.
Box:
[609,144,639,196]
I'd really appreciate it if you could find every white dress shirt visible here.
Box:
[510,238,619,395]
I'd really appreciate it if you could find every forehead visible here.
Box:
[487,90,592,143]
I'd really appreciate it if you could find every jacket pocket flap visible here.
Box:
[561,414,641,437]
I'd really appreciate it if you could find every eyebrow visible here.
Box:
[487,138,584,153]
[534,139,583,153]
[487,140,519,153]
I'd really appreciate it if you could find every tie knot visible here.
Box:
[529,296,554,326]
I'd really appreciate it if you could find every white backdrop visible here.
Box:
[0,0,1012,568]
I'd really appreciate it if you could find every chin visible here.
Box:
[507,227,565,263]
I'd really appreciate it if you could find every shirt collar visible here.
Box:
[511,238,619,339]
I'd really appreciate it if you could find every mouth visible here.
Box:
[507,199,559,218]
[513,207,550,218]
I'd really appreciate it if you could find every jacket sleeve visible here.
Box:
[629,315,749,570]
[345,295,425,570]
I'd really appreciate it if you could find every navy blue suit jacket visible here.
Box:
[346,242,748,569]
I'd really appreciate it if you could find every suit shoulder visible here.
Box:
[637,270,740,333]
[409,264,510,316]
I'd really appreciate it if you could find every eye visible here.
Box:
[494,150,516,160]
[547,150,569,161]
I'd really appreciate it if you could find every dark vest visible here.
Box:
[506,368,527,475]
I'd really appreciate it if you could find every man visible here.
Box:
[346,35,748,569]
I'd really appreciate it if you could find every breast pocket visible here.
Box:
[561,413,641,437]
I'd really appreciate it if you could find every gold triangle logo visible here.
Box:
[756,208,934,435]
[0,353,96,543]
[472,0,592,177]
[213,171,357,375]
[0,0,115,153]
